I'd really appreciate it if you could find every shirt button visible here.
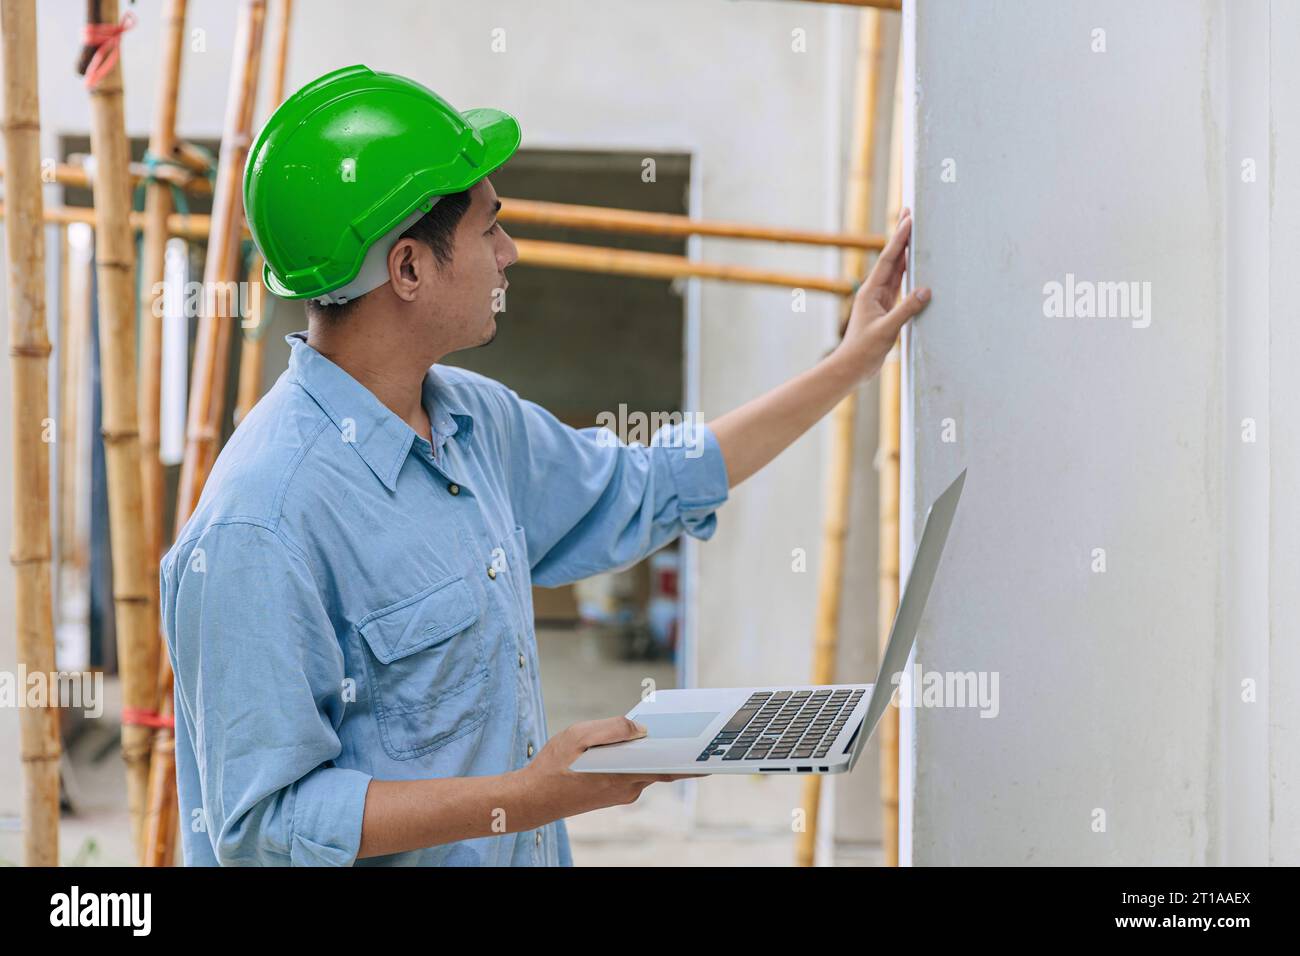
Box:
[448,483,460,496]
[527,743,535,758]
[518,653,525,669]
[535,831,542,847]
[487,566,497,580]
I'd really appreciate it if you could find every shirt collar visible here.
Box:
[286,331,475,491]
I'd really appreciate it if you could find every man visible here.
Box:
[160,65,931,866]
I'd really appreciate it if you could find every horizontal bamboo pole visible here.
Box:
[514,237,855,294]
[2,204,857,296]
[501,198,886,250]
[798,0,901,9]
[171,140,212,176]
[0,200,215,238]
[4,168,877,250]
[0,159,212,195]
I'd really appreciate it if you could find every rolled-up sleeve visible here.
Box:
[161,520,372,866]
[500,390,730,587]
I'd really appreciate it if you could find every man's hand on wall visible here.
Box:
[837,208,932,381]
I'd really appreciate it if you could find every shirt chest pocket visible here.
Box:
[357,574,491,760]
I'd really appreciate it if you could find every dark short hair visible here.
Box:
[305,188,473,321]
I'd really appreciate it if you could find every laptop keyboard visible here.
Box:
[695,688,865,763]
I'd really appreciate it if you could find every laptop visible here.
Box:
[571,468,966,776]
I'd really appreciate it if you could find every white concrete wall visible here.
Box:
[904,0,1296,865]
[1266,0,1300,867]
[1221,0,1270,868]
[1,0,887,852]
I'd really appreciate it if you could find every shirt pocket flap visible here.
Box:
[357,575,480,664]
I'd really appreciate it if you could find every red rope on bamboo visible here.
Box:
[121,707,174,729]
[82,10,137,91]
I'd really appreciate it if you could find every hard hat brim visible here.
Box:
[463,107,522,180]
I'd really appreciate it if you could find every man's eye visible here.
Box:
[486,222,499,235]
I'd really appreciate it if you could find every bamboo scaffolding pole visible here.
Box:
[58,226,94,708]
[57,227,79,565]
[798,0,901,9]
[170,140,213,177]
[514,238,854,294]
[876,39,907,869]
[234,0,292,425]
[173,0,265,523]
[83,0,157,856]
[144,0,267,867]
[5,169,886,252]
[795,8,887,868]
[174,0,265,523]
[4,203,862,298]
[233,252,267,424]
[0,200,214,237]
[2,203,862,298]
[501,198,886,251]
[136,0,188,865]
[0,159,212,195]
[2,0,60,867]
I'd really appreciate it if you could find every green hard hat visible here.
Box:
[243,64,521,301]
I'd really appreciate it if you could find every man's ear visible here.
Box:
[389,239,422,302]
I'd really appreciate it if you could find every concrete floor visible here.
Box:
[0,626,874,866]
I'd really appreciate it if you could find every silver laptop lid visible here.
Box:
[849,468,966,765]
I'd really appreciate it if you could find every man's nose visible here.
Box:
[498,228,519,271]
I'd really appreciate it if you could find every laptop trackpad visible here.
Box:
[637,712,718,738]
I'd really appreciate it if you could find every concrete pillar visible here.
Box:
[902,0,1298,866]
[1265,0,1300,866]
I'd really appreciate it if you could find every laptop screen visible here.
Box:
[849,468,966,765]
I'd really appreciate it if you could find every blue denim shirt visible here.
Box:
[159,331,729,866]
